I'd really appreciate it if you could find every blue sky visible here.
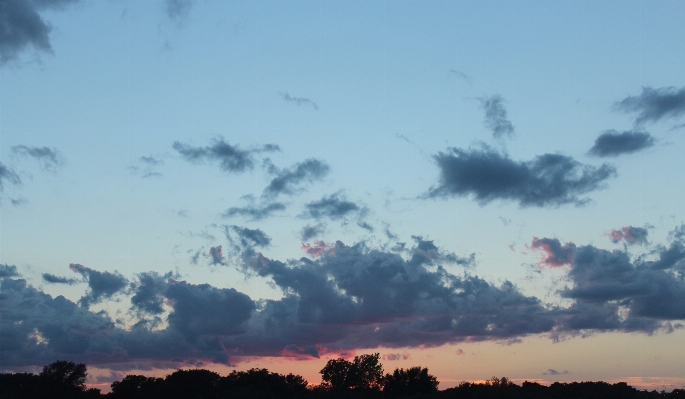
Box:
[2,0,685,390]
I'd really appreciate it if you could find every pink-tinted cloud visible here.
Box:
[608,226,649,245]
[301,240,331,257]
[530,237,576,267]
[455,348,465,355]
[383,352,411,361]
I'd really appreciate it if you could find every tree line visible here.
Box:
[1,355,684,399]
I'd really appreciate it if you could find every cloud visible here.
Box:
[0,264,19,277]
[303,193,361,220]
[450,69,473,85]
[224,225,271,249]
[588,130,655,157]
[614,86,685,125]
[543,369,569,375]
[383,352,411,361]
[300,223,326,241]
[0,162,22,191]
[207,246,226,266]
[530,237,577,267]
[222,202,286,221]
[12,145,64,171]
[407,236,476,268]
[279,92,318,110]
[479,94,515,138]
[165,0,194,20]
[0,0,80,64]
[69,263,129,307]
[2,226,685,369]
[263,159,330,198]
[455,348,465,355]
[609,226,649,246]
[42,273,78,285]
[428,146,616,207]
[173,138,278,173]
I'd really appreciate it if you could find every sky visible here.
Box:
[1,0,685,392]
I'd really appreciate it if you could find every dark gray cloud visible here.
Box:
[303,193,361,220]
[2,227,685,369]
[0,264,19,277]
[12,145,63,171]
[407,236,476,268]
[263,158,330,198]
[609,226,649,246]
[0,162,21,191]
[588,130,655,157]
[224,225,271,249]
[165,0,194,20]
[614,86,685,125]
[69,263,129,307]
[300,223,326,241]
[207,246,225,266]
[543,369,569,376]
[479,94,514,139]
[279,92,318,110]
[428,146,616,207]
[0,0,79,64]
[42,273,78,285]
[531,237,577,267]
[173,138,278,173]
[222,202,286,221]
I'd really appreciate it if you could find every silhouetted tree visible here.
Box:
[383,366,438,396]
[109,374,163,399]
[39,360,88,389]
[161,369,220,399]
[320,353,383,391]
[218,368,309,398]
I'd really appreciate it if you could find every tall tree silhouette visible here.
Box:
[383,366,438,396]
[320,353,383,391]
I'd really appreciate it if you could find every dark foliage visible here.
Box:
[1,359,685,399]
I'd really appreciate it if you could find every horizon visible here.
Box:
[1,0,685,393]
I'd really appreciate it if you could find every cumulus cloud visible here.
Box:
[479,94,515,139]
[224,225,271,249]
[530,238,577,267]
[69,263,129,307]
[173,138,279,173]
[2,227,685,369]
[0,162,21,191]
[303,193,361,220]
[609,226,649,246]
[0,264,19,277]
[428,146,616,207]
[42,273,78,285]
[279,92,318,110]
[614,86,685,125]
[0,0,80,64]
[222,202,286,221]
[588,130,655,157]
[263,158,330,198]
[12,145,64,171]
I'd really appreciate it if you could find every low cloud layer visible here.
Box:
[588,130,655,157]
[2,226,685,369]
[428,147,616,207]
[614,86,685,125]
[479,94,514,139]
[173,138,279,173]
[263,159,330,198]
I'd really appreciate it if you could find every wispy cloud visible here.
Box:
[12,145,64,171]
[263,158,330,198]
[69,263,129,307]
[222,202,286,221]
[614,86,685,125]
[300,223,326,241]
[303,193,361,220]
[42,273,79,285]
[0,162,22,191]
[450,69,473,85]
[279,92,319,110]
[609,226,649,246]
[428,146,616,207]
[173,138,279,173]
[588,130,655,157]
[479,94,515,139]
